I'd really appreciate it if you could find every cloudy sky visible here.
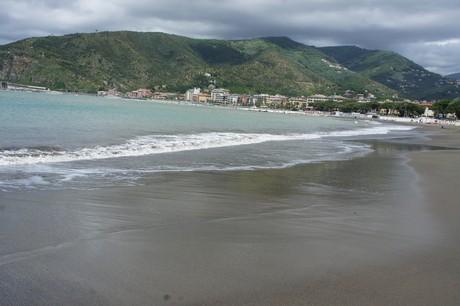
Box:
[1,0,459,75]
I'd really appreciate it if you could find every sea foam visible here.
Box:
[0,125,414,166]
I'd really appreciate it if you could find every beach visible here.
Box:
[210,125,460,305]
[253,125,460,305]
[0,123,458,305]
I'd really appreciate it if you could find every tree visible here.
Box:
[192,74,210,88]
[336,101,357,113]
[379,102,395,116]
[447,99,460,118]
[368,101,380,112]
[312,101,338,112]
[392,102,423,117]
[355,103,372,113]
[431,99,451,118]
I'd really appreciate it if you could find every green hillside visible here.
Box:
[319,46,460,100]
[1,31,457,100]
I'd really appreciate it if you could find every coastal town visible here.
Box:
[99,85,391,105]
[97,85,460,125]
[3,79,388,107]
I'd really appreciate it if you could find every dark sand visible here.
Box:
[261,126,460,306]
[1,125,459,305]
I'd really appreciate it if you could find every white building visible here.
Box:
[185,87,201,101]
[211,88,229,104]
[228,94,241,105]
[306,94,328,103]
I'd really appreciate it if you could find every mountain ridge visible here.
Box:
[319,45,459,100]
[1,31,458,100]
[445,73,460,80]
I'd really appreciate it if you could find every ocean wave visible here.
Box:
[0,125,414,166]
[0,142,374,191]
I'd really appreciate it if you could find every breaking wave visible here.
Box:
[0,125,414,167]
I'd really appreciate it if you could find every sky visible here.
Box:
[1,0,459,76]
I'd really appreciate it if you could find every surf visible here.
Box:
[0,125,414,167]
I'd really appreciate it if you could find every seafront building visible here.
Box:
[185,87,201,101]
[181,87,382,109]
[211,88,230,104]
[126,88,153,99]
[306,94,328,103]
[93,84,443,118]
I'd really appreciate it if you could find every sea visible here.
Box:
[2,90,445,305]
[0,90,415,192]
[0,90,416,192]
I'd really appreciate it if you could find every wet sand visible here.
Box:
[1,125,460,305]
[254,126,460,305]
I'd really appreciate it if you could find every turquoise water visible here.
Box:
[0,90,415,191]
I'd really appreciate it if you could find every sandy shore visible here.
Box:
[254,126,460,305]
[204,125,460,306]
[1,124,459,305]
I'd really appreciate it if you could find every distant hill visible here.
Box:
[319,46,459,100]
[1,31,458,100]
[445,73,460,80]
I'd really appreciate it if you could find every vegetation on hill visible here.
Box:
[1,31,458,100]
[319,46,460,100]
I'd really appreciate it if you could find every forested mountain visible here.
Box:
[319,46,459,100]
[1,31,458,100]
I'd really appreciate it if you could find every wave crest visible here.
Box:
[0,125,414,166]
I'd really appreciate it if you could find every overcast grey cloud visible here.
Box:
[1,0,459,75]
